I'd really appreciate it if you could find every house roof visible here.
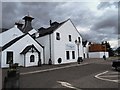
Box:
[38,20,68,37]
[2,33,43,51]
[2,34,26,51]
[20,44,40,54]
[82,40,88,47]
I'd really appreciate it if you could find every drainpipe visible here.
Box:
[24,55,25,67]
[43,46,45,64]
[49,34,52,64]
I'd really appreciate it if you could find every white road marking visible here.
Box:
[57,81,81,90]
[95,71,119,83]
[100,75,119,78]
[20,63,89,75]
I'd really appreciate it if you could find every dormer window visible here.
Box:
[56,32,60,40]
[69,35,72,42]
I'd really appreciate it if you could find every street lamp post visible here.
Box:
[75,40,80,57]
[75,39,82,64]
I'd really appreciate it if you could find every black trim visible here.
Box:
[20,44,40,54]
[2,34,26,51]
[37,20,68,37]
[2,33,44,51]
[49,34,52,60]
[28,33,44,48]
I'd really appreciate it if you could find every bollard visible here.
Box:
[103,55,106,60]
[48,58,52,65]
[77,57,83,64]
[3,63,20,89]
[38,59,41,66]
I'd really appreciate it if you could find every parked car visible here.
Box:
[112,60,120,71]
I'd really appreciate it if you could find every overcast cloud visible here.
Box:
[1,1,119,49]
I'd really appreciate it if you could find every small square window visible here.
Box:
[69,35,72,42]
[56,32,60,40]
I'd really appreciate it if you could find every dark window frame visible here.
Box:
[6,51,13,64]
[66,51,70,60]
[56,32,60,40]
[69,35,72,42]
[78,37,80,43]
[30,55,35,62]
[72,51,75,59]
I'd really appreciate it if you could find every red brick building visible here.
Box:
[89,43,106,52]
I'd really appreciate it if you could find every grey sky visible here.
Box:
[1,1,119,49]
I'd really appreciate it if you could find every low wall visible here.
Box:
[89,52,109,58]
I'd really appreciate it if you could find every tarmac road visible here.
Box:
[19,60,119,89]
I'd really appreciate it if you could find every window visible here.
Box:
[6,51,13,64]
[66,51,70,60]
[69,35,72,42]
[78,37,80,43]
[30,55,35,62]
[56,32,60,40]
[72,51,75,59]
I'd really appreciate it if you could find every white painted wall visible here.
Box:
[53,20,83,64]
[36,20,83,65]
[83,42,89,58]
[28,29,37,35]
[36,35,50,64]
[89,52,109,58]
[25,52,39,67]
[1,34,43,68]
[0,25,23,47]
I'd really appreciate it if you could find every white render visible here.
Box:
[83,42,89,58]
[28,29,37,35]
[1,34,43,68]
[89,52,109,58]
[36,19,83,64]
[0,25,23,47]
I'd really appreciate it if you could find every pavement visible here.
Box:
[19,59,119,88]
[1,58,119,89]
[19,58,107,74]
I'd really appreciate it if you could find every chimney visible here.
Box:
[50,20,52,26]
[15,22,23,30]
[22,15,34,33]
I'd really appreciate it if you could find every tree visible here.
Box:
[115,47,120,56]
[101,41,114,56]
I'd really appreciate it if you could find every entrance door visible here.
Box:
[6,51,13,64]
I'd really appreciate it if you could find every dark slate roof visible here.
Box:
[82,40,88,47]
[2,33,44,51]
[2,34,26,51]
[20,44,40,54]
[38,20,68,37]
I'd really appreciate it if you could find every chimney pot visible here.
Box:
[50,20,52,26]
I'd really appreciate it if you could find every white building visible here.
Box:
[1,33,43,68]
[89,52,109,58]
[0,15,43,68]
[36,19,83,64]
[83,42,109,58]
